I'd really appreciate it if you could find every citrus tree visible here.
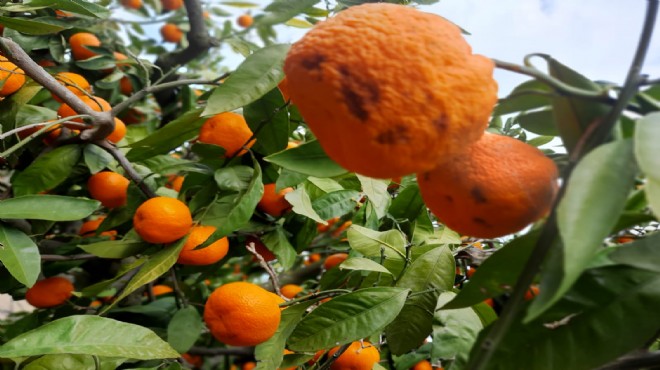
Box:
[0,0,659,370]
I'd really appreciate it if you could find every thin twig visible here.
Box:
[318,343,351,370]
[596,351,660,370]
[246,241,283,297]
[41,253,97,261]
[93,140,157,198]
[279,289,351,307]
[169,267,186,309]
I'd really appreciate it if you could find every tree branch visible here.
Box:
[41,253,97,261]
[187,346,254,356]
[597,351,660,370]
[246,241,283,297]
[93,140,157,198]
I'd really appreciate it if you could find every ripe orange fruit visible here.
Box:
[161,23,184,43]
[133,197,192,244]
[152,284,173,296]
[177,226,229,265]
[278,77,290,101]
[0,58,25,96]
[55,10,73,18]
[79,216,117,239]
[328,341,380,370]
[417,133,559,238]
[182,353,203,368]
[412,360,433,370]
[25,277,74,308]
[257,184,293,217]
[121,0,142,9]
[57,95,112,124]
[317,217,340,233]
[198,112,254,157]
[304,253,322,266]
[69,32,101,60]
[332,220,352,237]
[484,298,495,308]
[237,14,253,28]
[161,0,183,11]
[107,118,127,143]
[283,3,497,179]
[524,285,540,301]
[280,284,303,299]
[323,253,348,270]
[89,300,102,308]
[246,236,275,262]
[37,59,57,68]
[119,76,133,95]
[87,171,130,208]
[166,175,184,192]
[242,362,256,370]
[53,72,91,102]
[203,282,284,346]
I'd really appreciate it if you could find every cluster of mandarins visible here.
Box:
[284,3,559,240]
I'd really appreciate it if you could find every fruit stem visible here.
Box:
[94,140,157,199]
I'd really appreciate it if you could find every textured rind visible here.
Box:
[133,197,192,244]
[198,112,254,157]
[283,3,498,178]
[203,282,283,346]
[177,226,229,265]
[417,133,559,238]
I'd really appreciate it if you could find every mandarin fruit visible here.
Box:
[166,175,185,192]
[25,277,74,308]
[133,197,192,244]
[278,77,290,101]
[119,76,133,95]
[242,362,256,370]
[121,0,142,9]
[161,0,183,11]
[152,284,173,296]
[182,353,203,368]
[161,23,184,43]
[69,32,101,60]
[257,183,293,217]
[198,112,254,157]
[87,171,130,208]
[237,14,253,28]
[79,216,117,239]
[203,282,284,346]
[177,226,229,265]
[412,360,433,370]
[53,72,91,102]
[328,341,380,370]
[0,58,25,96]
[524,285,540,301]
[107,118,127,143]
[283,3,497,178]
[417,133,558,238]
[280,284,303,299]
[57,95,112,123]
[323,253,348,270]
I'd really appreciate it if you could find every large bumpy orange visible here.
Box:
[133,197,192,244]
[198,112,254,157]
[87,171,130,208]
[417,133,558,238]
[203,282,284,346]
[25,277,74,308]
[69,32,101,60]
[257,183,293,217]
[177,226,229,265]
[327,341,380,370]
[283,3,497,179]
[0,57,25,96]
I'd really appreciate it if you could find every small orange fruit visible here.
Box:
[182,353,203,368]
[57,95,112,124]
[258,184,293,217]
[161,0,183,11]
[119,76,133,95]
[121,0,142,9]
[37,59,57,68]
[317,217,340,233]
[327,341,380,370]
[87,171,130,208]
[69,32,101,60]
[412,360,433,370]
[524,285,540,301]
[107,118,127,143]
[323,253,348,270]
[25,277,74,308]
[283,3,497,178]
[242,362,256,370]
[304,253,322,266]
[0,58,25,96]
[79,216,117,239]
[280,284,303,299]
[198,112,254,157]
[166,175,185,192]
[331,220,352,237]
[417,133,559,238]
[484,298,495,308]
[161,23,184,43]
[89,300,102,308]
[204,282,284,346]
[55,10,73,18]
[246,236,275,262]
[133,197,193,244]
[237,14,253,28]
[53,72,91,102]
[177,226,229,265]
[152,284,173,296]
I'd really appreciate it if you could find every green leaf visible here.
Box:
[493,79,553,116]
[78,240,148,259]
[0,195,99,221]
[340,257,392,274]
[528,139,637,320]
[83,144,114,174]
[214,166,253,192]
[255,301,315,370]
[634,112,660,181]
[388,184,425,222]
[17,0,110,18]
[0,316,179,359]
[260,0,320,26]
[23,354,125,370]
[385,246,455,354]
[0,224,40,287]
[645,180,660,219]
[198,160,263,238]
[15,104,57,124]
[285,186,325,223]
[443,231,539,309]
[12,145,82,196]
[202,45,290,117]
[264,140,348,178]
[127,109,204,162]
[516,109,559,136]
[347,225,406,260]
[100,240,186,314]
[167,307,203,354]
[261,226,297,269]
[357,175,391,218]
[0,16,68,35]
[432,292,483,362]
[287,287,409,351]
[243,88,289,155]
[312,190,360,220]
[307,177,344,193]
